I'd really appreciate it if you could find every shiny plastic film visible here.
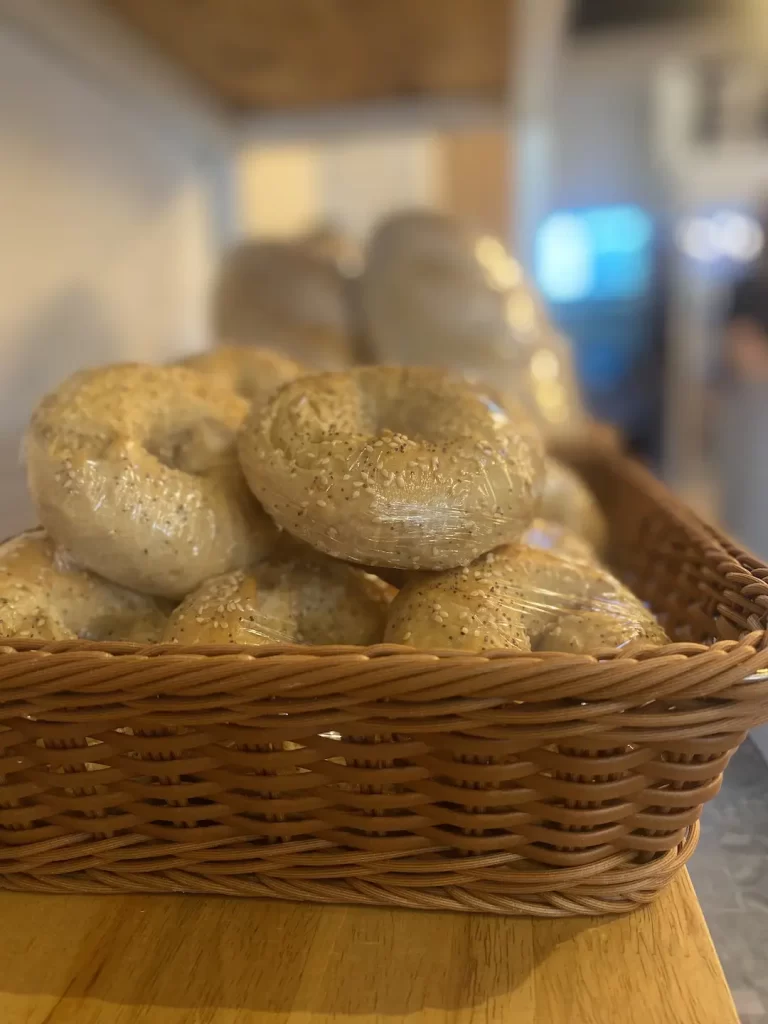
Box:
[213,239,353,369]
[163,543,394,646]
[179,344,305,412]
[25,363,276,599]
[540,456,608,552]
[0,528,172,642]
[384,543,669,654]
[238,366,546,571]
[522,518,598,564]
[361,211,589,443]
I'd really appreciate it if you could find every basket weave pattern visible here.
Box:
[1,449,767,916]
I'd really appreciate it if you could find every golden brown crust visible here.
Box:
[164,543,394,646]
[238,366,545,571]
[384,544,666,653]
[180,345,304,411]
[26,363,276,598]
[0,529,172,641]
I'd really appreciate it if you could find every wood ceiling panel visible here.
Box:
[100,0,510,112]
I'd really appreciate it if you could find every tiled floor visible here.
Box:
[690,738,768,1024]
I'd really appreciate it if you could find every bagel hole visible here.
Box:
[147,418,237,474]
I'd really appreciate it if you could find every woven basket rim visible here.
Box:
[2,630,768,664]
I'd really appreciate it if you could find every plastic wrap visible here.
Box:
[25,364,275,598]
[384,542,668,653]
[300,222,364,279]
[213,239,353,369]
[0,528,172,642]
[360,210,588,442]
[163,543,394,646]
[522,518,598,564]
[238,365,546,571]
[180,344,305,411]
[540,457,608,552]
[372,519,598,591]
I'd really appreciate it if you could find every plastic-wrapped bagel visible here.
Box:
[0,529,172,642]
[26,363,276,598]
[213,240,353,369]
[164,541,394,646]
[361,210,589,442]
[540,457,607,551]
[522,518,597,564]
[384,543,667,653]
[238,366,545,571]
[367,518,597,591]
[180,345,304,412]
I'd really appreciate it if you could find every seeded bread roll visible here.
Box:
[180,345,304,412]
[164,542,394,646]
[213,240,353,369]
[540,458,608,552]
[361,211,589,443]
[384,544,666,653]
[537,610,669,653]
[238,366,545,571]
[26,363,276,598]
[0,529,172,642]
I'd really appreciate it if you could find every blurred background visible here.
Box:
[4,0,768,550]
[2,0,768,1015]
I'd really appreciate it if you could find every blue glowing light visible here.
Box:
[535,205,653,303]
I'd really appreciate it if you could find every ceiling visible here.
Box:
[100,0,510,113]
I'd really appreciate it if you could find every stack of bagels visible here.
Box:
[2,350,666,654]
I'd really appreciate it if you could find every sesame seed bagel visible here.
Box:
[384,544,666,653]
[163,542,394,646]
[537,610,669,653]
[26,363,277,598]
[0,529,172,641]
[180,345,304,412]
[213,240,353,369]
[238,366,545,571]
[365,518,597,591]
[522,518,598,564]
[540,457,607,552]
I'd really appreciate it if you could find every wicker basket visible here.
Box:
[1,446,767,917]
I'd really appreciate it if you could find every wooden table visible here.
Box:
[0,871,735,1024]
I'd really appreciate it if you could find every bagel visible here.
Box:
[537,610,669,653]
[26,363,276,598]
[384,544,666,653]
[522,518,597,564]
[540,458,608,551]
[367,518,596,591]
[180,345,304,411]
[0,529,172,641]
[238,366,545,570]
[362,212,588,441]
[213,240,352,369]
[163,543,394,646]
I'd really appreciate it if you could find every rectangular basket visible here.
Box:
[1,445,768,916]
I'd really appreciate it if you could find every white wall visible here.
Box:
[238,135,440,241]
[0,19,223,536]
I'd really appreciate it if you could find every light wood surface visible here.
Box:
[0,871,735,1024]
[100,0,509,111]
